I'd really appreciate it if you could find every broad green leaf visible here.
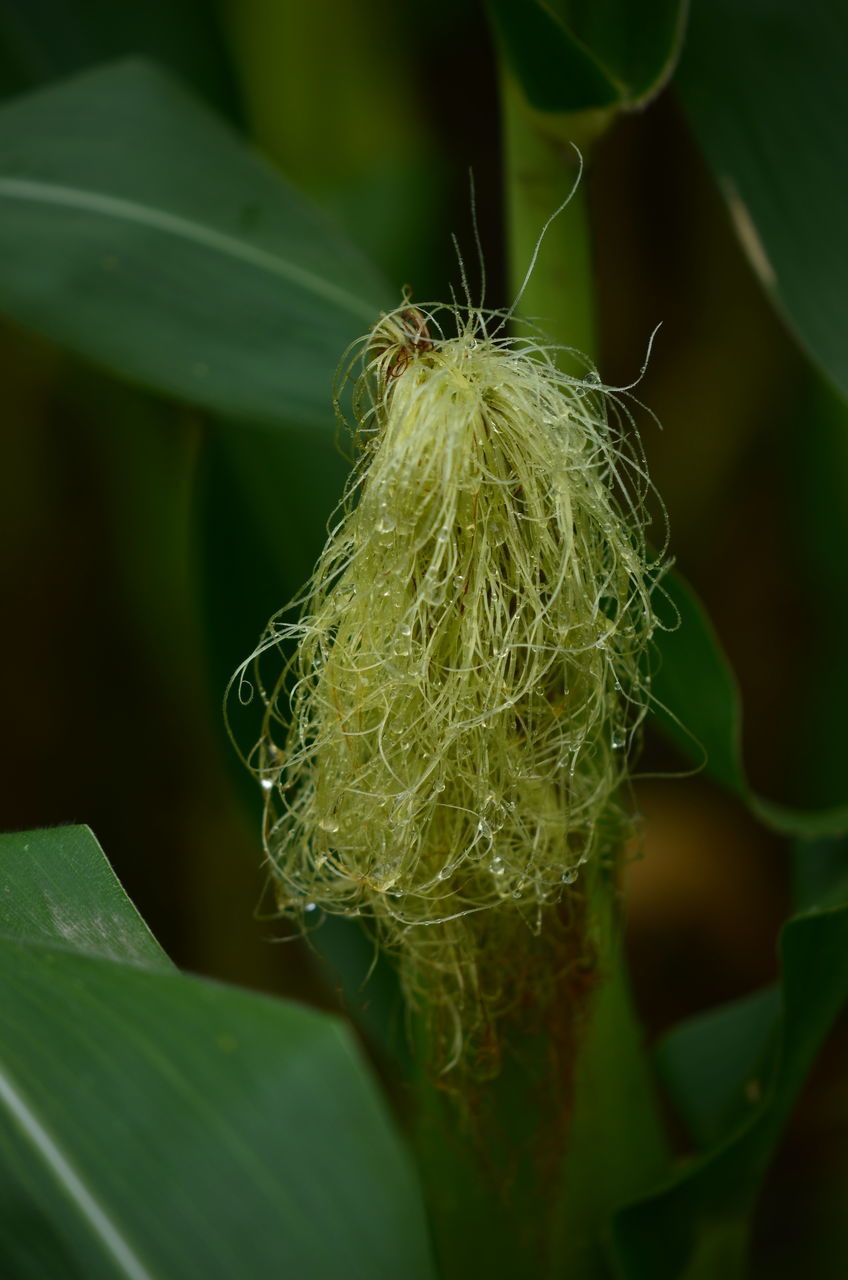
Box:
[0,943,436,1280]
[656,987,780,1150]
[487,0,689,113]
[793,836,848,917]
[561,0,689,106]
[0,827,436,1279]
[0,0,237,111]
[650,570,743,796]
[0,59,390,428]
[610,898,848,1279]
[487,0,619,113]
[0,825,170,970]
[677,0,848,402]
[651,571,848,836]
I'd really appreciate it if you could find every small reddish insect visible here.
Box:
[369,291,435,381]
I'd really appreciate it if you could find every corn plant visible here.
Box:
[1,2,847,1278]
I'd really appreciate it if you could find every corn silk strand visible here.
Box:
[232,300,668,1070]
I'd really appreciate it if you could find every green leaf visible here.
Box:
[656,987,780,1150]
[610,898,848,1279]
[793,835,848,916]
[0,827,436,1280]
[0,825,170,970]
[487,0,689,113]
[650,570,743,796]
[562,0,690,106]
[0,0,238,111]
[0,59,391,427]
[487,0,620,113]
[650,570,848,836]
[676,0,848,402]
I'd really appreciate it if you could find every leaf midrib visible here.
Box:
[0,176,378,323]
[0,1062,155,1280]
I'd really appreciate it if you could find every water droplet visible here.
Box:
[561,867,579,885]
[438,867,451,880]
[435,526,449,545]
[304,901,317,912]
[611,730,626,751]
[434,780,446,794]
[260,777,274,791]
[488,804,508,833]
[512,890,522,900]
[490,856,506,876]
[318,816,339,834]
[584,370,601,386]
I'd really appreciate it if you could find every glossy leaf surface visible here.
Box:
[0,60,389,427]
[0,826,436,1280]
[0,825,170,969]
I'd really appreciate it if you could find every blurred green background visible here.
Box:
[1,2,846,1274]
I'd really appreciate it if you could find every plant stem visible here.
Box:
[415,69,671,1280]
[501,74,606,367]
[548,865,670,1275]
[680,1218,749,1280]
[501,74,672,1275]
